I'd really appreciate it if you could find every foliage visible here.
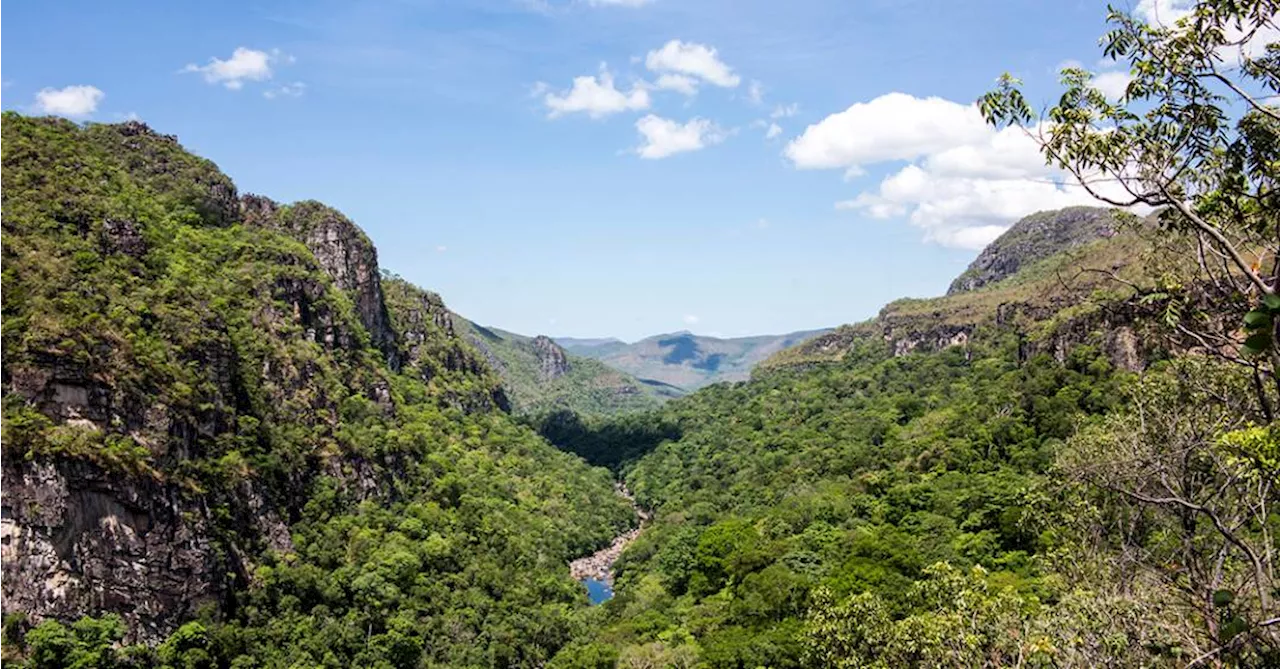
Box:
[1,113,633,667]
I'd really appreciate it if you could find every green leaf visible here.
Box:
[1263,293,1280,312]
[1243,333,1273,355]
[1213,589,1235,607]
[1243,310,1272,329]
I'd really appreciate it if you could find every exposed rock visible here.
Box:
[1,461,227,644]
[568,484,648,586]
[532,335,571,381]
[241,196,400,369]
[948,207,1118,294]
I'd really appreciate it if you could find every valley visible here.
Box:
[2,2,1278,667]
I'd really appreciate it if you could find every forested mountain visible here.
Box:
[3,2,1278,667]
[451,319,682,415]
[0,114,637,667]
[558,329,830,392]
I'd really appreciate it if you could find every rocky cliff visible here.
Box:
[0,114,573,646]
[947,207,1119,294]
[241,195,400,368]
[763,209,1159,373]
[533,335,571,381]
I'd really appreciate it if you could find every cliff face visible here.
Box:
[763,209,1159,374]
[241,195,400,368]
[0,115,515,641]
[947,207,1119,294]
[533,335,571,381]
[1,461,229,642]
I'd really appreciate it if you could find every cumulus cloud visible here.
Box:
[634,114,725,159]
[786,93,992,170]
[183,47,290,90]
[645,40,740,88]
[765,122,783,140]
[33,85,104,117]
[654,73,699,96]
[747,80,764,104]
[796,93,1137,250]
[544,65,650,118]
[1091,70,1133,99]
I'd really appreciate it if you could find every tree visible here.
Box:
[1059,359,1279,665]
[980,0,1280,415]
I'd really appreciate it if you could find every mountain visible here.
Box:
[0,114,635,666]
[558,329,830,391]
[549,206,1255,667]
[451,319,683,415]
[764,207,1156,373]
[947,206,1122,294]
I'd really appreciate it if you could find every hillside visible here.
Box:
[548,206,1273,667]
[559,329,830,391]
[763,208,1159,373]
[0,114,635,666]
[454,319,683,415]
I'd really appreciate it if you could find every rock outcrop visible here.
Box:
[1,461,228,644]
[532,335,571,381]
[241,195,400,369]
[948,207,1118,294]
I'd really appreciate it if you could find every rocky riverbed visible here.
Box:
[569,483,649,586]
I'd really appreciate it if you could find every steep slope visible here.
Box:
[947,206,1121,294]
[765,211,1158,373]
[549,207,1203,668]
[0,114,633,666]
[559,329,830,391]
[454,319,681,415]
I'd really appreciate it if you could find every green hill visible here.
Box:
[454,319,682,415]
[545,207,1273,667]
[559,329,830,391]
[0,114,634,666]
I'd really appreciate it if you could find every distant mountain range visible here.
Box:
[557,329,831,391]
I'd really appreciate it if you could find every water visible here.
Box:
[583,577,613,604]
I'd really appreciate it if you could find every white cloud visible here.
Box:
[1092,71,1132,99]
[800,92,1140,249]
[747,80,764,105]
[765,122,783,140]
[544,65,650,118]
[770,103,799,118]
[1135,0,1278,62]
[634,115,725,159]
[183,47,287,90]
[588,0,653,5]
[33,85,104,117]
[683,314,700,324]
[785,93,991,170]
[436,245,448,253]
[264,82,306,99]
[654,73,699,96]
[645,40,740,88]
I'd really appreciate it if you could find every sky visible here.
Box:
[2,0,1170,341]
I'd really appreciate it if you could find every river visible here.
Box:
[569,482,649,604]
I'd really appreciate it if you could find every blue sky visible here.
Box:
[3,0,1142,341]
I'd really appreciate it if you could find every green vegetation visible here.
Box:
[4,1,1279,666]
[1,113,634,667]
[454,319,678,416]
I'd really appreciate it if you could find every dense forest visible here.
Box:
[3,0,1279,667]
